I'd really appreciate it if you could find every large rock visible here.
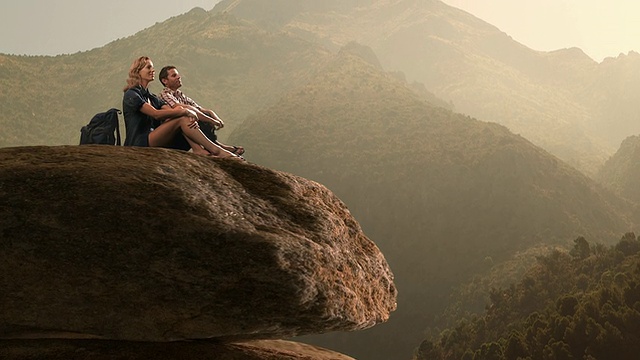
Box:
[0,339,355,360]
[0,146,396,341]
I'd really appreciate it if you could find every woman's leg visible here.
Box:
[185,137,209,155]
[149,117,236,158]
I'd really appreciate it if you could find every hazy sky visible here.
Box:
[1,0,638,62]
[0,0,223,56]
[441,0,640,62]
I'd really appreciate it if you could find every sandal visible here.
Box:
[231,146,245,156]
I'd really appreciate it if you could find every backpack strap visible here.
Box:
[114,109,122,146]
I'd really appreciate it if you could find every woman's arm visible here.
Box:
[140,102,196,121]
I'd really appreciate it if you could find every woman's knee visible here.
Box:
[179,116,199,130]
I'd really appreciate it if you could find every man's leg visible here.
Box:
[199,122,217,143]
[200,121,245,155]
[150,117,237,158]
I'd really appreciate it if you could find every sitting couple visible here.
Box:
[122,56,244,159]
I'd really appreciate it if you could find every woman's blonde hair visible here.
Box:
[123,56,150,92]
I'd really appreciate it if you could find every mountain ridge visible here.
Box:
[596,135,640,206]
[213,0,640,176]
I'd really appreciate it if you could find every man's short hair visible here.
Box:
[159,65,177,86]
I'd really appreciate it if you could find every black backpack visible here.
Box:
[79,108,122,145]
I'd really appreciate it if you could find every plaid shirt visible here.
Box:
[160,87,201,109]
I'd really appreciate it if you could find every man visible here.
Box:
[159,65,245,156]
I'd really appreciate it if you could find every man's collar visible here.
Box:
[163,87,182,95]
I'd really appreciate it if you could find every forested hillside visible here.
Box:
[416,234,640,360]
[229,45,636,359]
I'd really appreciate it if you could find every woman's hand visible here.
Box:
[184,109,199,129]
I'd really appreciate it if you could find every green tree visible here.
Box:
[570,236,591,259]
[504,332,528,360]
[556,295,579,317]
[475,342,503,360]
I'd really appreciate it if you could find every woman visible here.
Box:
[122,56,238,158]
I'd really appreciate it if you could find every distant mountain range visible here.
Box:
[228,43,636,360]
[213,0,640,176]
[2,1,640,359]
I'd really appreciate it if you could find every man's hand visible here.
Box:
[202,113,223,130]
[203,109,224,130]
[212,118,224,130]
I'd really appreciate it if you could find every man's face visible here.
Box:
[165,68,182,90]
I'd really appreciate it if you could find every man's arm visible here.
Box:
[199,108,224,128]
[175,103,223,130]
[140,102,198,124]
[161,90,224,129]
[196,107,224,129]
